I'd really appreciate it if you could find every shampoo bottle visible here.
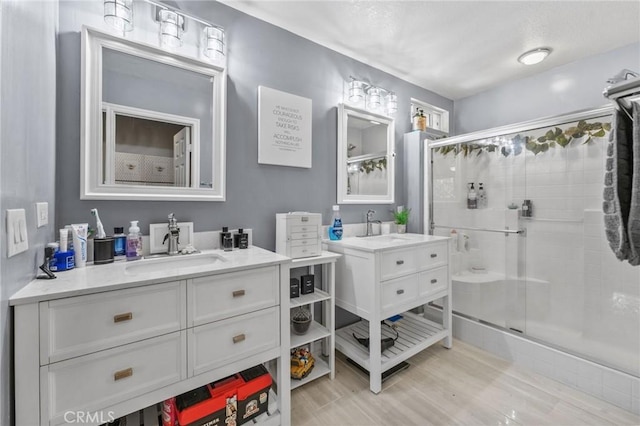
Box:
[126,221,142,261]
[467,183,477,209]
[328,205,343,241]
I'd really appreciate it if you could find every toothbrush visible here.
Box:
[90,208,106,239]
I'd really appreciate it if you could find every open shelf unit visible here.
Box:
[287,251,340,389]
[336,311,448,372]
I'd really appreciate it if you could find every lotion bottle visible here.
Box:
[126,220,142,261]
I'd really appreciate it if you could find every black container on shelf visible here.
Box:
[300,274,314,295]
[290,278,300,298]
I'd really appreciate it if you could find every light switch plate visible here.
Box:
[149,222,194,254]
[7,209,28,257]
[36,202,48,227]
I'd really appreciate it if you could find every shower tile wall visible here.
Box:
[432,119,640,377]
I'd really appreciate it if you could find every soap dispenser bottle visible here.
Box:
[467,183,477,209]
[328,205,343,240]
[126,220,142,261]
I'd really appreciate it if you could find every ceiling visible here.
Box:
[219,1,640,100]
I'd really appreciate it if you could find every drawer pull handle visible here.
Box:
[431,279,438,284]
[430,253,437,258]
[397,289,405,295]
[113,312,133,323]
[233,334,246,344]
[232,290,246,298]
[396,260,404,265]
[114,368,133,381]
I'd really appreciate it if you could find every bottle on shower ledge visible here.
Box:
[478,183,487,208]
[522,199,533,217]
[467,183,477,209]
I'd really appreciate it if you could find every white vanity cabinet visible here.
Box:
[11,248,291,426]
[325,234,452,393]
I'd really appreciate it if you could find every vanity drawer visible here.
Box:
[418,266,448,297]
[380,275,418,316]
[40,281,185,364]
[45,331,186,426]
[188,306,279,376]
[188,266,278,327]
[380,248,417,281]
[417,242,448,270]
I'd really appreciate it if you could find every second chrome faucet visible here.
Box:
[366,209,382,237]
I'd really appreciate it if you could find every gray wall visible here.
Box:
[454,42,640,134]
[56,1,453,249]
[0,1,58,424]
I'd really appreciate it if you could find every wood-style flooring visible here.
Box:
[291,339,639,425]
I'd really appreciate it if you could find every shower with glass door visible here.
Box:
[428,106,639,377]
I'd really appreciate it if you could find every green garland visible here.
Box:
[434,120,611,158]
[359,157,387,174]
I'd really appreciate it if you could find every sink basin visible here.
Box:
[125,253,226,275]
[357,234,412,243]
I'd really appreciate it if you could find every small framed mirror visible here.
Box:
[337,104,395,204]
[81,27,226,201]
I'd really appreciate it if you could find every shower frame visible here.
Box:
[426,104,613,235]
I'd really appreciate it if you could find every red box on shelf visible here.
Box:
[237,365,272,425]
[162,374,243,426]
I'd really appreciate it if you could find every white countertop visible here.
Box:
[10,246,291,306]
[323,233,450,252]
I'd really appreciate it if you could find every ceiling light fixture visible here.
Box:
[518,48,551,65]
[104,0,134,33]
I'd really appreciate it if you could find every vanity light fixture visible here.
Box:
[348,79,366,103]
[386,92,398,115]
[203,26,225,60]
[346,77,397,116]
[518,48,551,65]
[366,87,382,110]
[103,0,134,33]
[158,8,185,48]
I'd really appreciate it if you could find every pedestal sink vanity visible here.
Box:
[325,233,452,394]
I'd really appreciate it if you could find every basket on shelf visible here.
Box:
[291,306,312,335]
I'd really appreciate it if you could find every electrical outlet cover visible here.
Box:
[36,202,48,227]
[7,209,28,257]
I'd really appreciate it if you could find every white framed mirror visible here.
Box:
[337,104,395,204]
[81,27,226,201]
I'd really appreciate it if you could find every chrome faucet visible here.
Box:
[366,210,382,237]
[163,213,180,255]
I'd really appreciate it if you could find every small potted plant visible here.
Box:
[392,208,410,234]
